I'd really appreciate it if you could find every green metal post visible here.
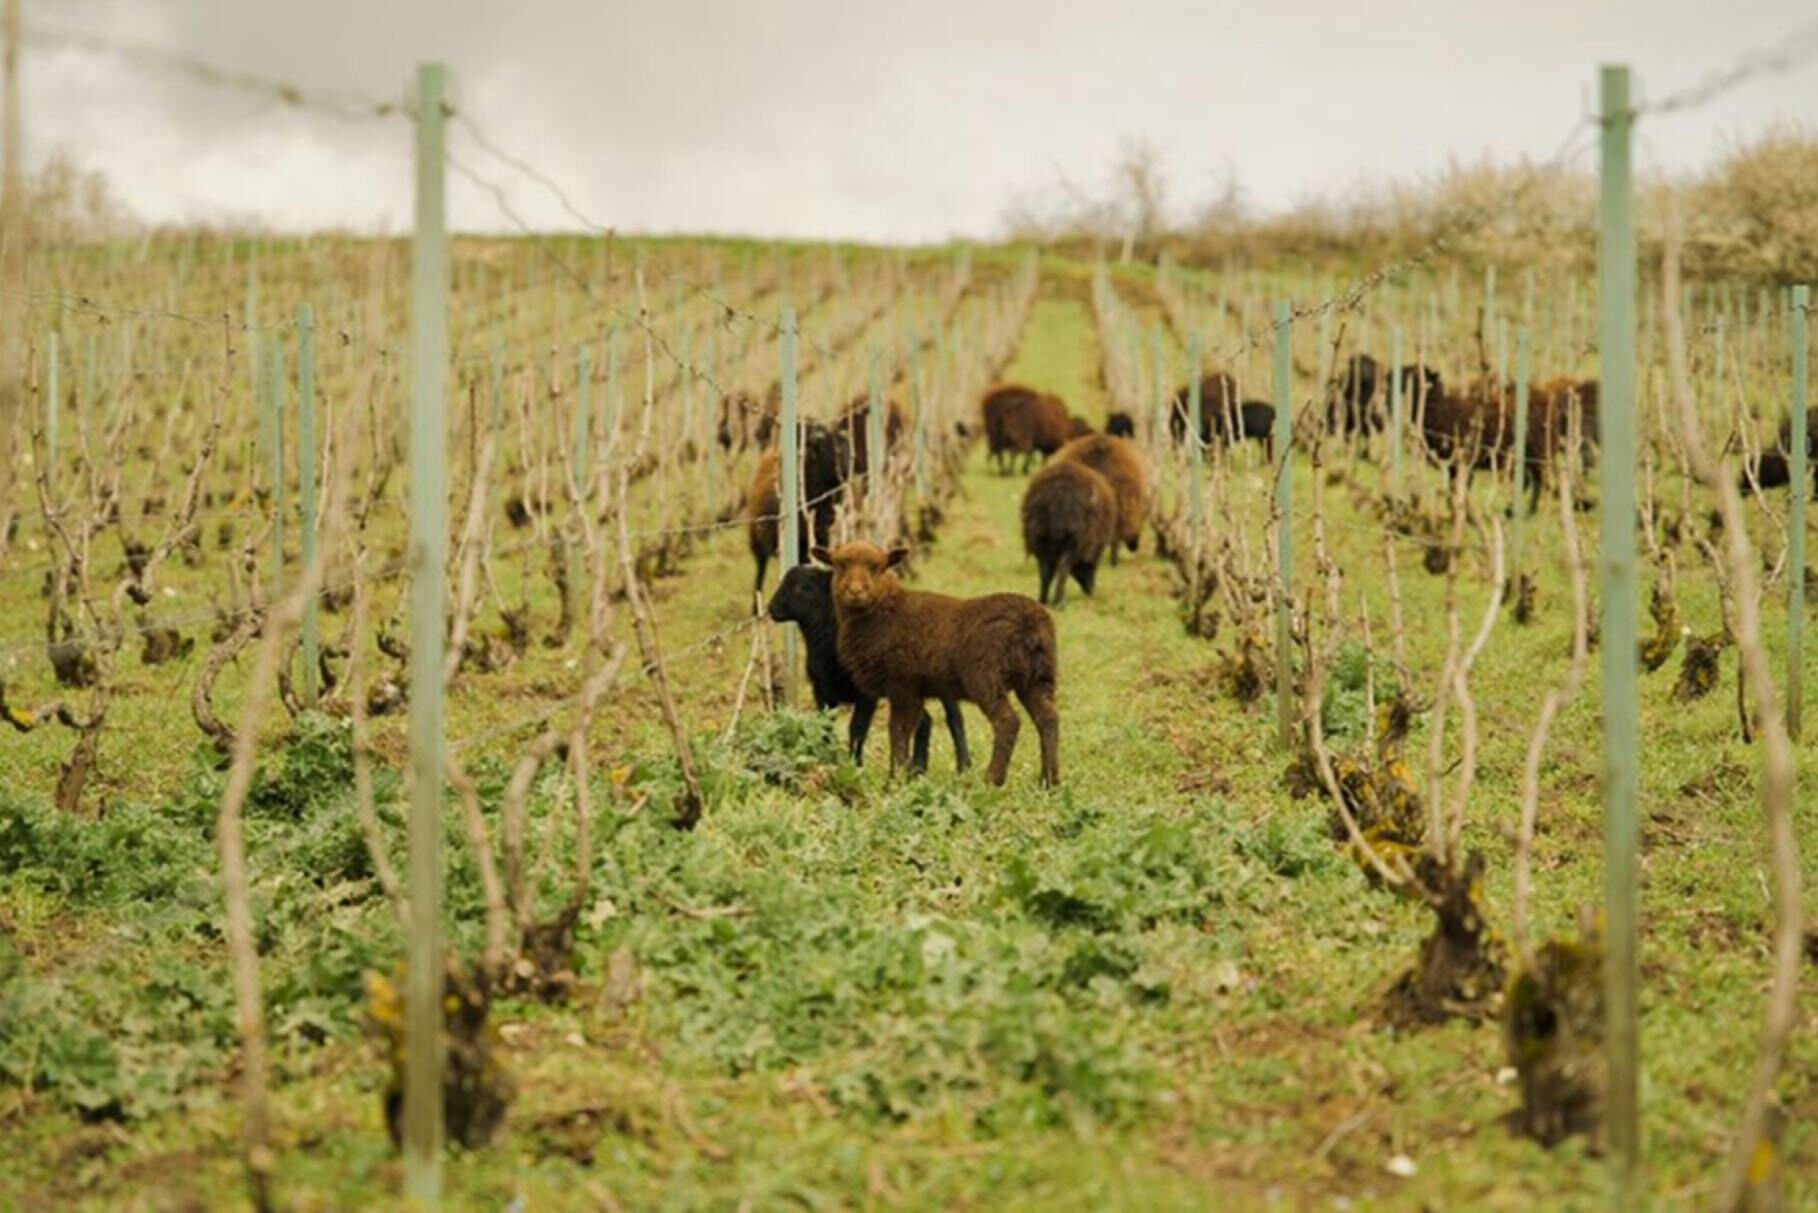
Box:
[297,302,318,706]
[605,328,620,447]
[779,307,800,700]
[1273,299,1294,748]
[1790,286,1809,737]
[264,335,285,592]
[1512,328,1531,581]
[572,341,591,492]
[867,343,885,540]
[1187,334,1204,537]
[488,336,504,430]
[1597,63,1640,1201]
[911,336,927,500]
[44,331,57,491]
[1389,324,1403,497]
[1151,324,1165,454]
[705,328,720,512]
[404,61,449,1207]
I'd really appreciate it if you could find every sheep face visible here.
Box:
[812,542,909,613]
[766,564,830,625]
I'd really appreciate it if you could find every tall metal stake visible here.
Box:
[1790,285,1809,737]
[1597,63,1640,1201]
[1273,300,1294,748]
[298,302,318,706]
[779,306,800,704]
[867,344,885,541]
[404,61,450,1208]
[1511,327,1531,585]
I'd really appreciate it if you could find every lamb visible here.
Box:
[1021,458,1118,604]
[814,542,1059,786]
[767,565,969,771]
[1055,433,1148,564]
[981,384,1087,473]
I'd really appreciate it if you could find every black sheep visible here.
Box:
[767,565,970,771]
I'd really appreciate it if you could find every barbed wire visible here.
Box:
[23,26,403,123]
[1636,17,1818,117]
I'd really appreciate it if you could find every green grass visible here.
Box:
[2,260,1815,1211]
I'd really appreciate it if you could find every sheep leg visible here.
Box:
[753,551,769,597]
[941,699,971,771]
[908,706,935,774]
[979,694,1021,786]
[1074,559,1097,597]
[1017,685,1060,787]
[886,697,922,779]
[848,696,877,765]
[1036,555,1055,605]
[1051,553,1072,606]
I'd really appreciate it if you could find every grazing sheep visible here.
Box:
[744,422,848,594]
[1739,407,1818,497]
[1105,411,1136,438]
[767,565,970,771]
[982,384,1090,474]
[1168,372,1239,447]
[1332,356,1443,436]
[1022,458,1117,605]
[834,394,909,480]
[1055,433,1149,564]
[1230,401,1278,461]
[815,542,1060,786]
[1776,406,1818,458]
[717,391,777,452]
[1521,378,1601,511]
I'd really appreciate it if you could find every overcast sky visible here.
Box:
[22,0,1818,243]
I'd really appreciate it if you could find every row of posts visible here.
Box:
[369,60,1807,1210]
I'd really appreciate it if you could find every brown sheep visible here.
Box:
[1168,372,1239,447]
[981,384,1084,474]
[834,393,909,480]
[743,422,850,594]
[1055,433,1148,564]
[814,541,1060,786]
[766,564,969,771]
[1022,458,1117,605]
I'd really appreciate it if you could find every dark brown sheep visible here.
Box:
[814,542,1060,786]
[767,565,969,770]
[743,422,849,594]
[1168,372,1239,447]
[1055,433,1148,564]
[1022,458,1117,605]
[981,384,1083,474]
[717,391,777,451]
[1331,355,1443,436]
[834,393,908,480]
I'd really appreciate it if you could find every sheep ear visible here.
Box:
[884,547,911,570]
[809,546,834,566]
